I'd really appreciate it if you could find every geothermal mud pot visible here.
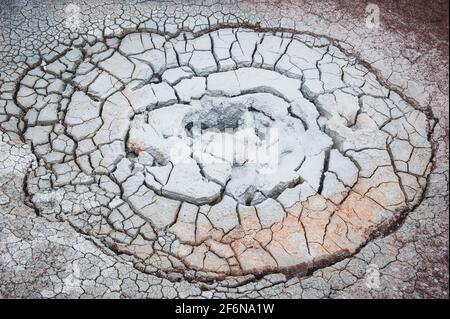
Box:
[16,29,432,280]
[1,0,448,299]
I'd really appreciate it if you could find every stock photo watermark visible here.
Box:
[365,263,381,290]
[63,260,81,289]
[64,3,82,30]
[169,121,280,175]
[365,3,381,29]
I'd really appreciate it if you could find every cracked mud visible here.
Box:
[14,28,433,279]
[0,0,448,299]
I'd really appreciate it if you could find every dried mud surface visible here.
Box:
[0,0,448,299]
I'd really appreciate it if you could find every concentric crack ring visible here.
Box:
[17,28,432,280]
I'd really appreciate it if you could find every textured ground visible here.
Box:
[0,0,448,299]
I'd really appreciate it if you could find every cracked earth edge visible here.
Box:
[0,0,448,299]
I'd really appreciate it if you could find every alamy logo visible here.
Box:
[64,4,81,30]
